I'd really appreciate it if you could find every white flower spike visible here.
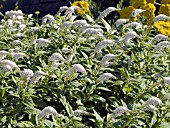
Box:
[98,73,115,81]
[144,97,162,106]
[153,14,169,22]
[131,9,146,17]
[114,106,129,117]
[94,40,114,53]
[99,7,117,18]
[40,106,58,118]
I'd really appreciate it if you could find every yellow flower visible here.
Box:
[0,4,3,9]
[130,0,147,8]
[118,6,137,21]
[141,3,156,19]
[146,0,156,4]
[158,4,170,16]
[161,0,170,4]
[153,20,170,36]
[72,1,89,15]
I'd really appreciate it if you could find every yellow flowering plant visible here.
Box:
[141,3,156,19]
[130,0,147,8]
[158,4,170,16]
[154,20,170,36]
[72,1,89,15]
[118,6,137,21]
[146,0,156,4]
[161,0,170,4]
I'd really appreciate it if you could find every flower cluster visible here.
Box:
[130,0,147,8]
[71,1,89,15]
[40,106,58,118]
[114,106,129,117]
[153,20,170,36]
[144,97,162,111]
[118,6,137,21]
[158,4,170,16]
[98,73,115,82]
[161,0,170,4]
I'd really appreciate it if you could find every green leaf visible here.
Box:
[44,119,59,128]
[160,122,170,128]
[165,112,170,117]
[14,121,34,128]
[1,88,6,97]
[80,51,88,60]
[93,109,103,127]
[96,87,111,92]
[150,112,157,128]
[60,95,73,116]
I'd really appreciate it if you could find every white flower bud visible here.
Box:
[10,52,26,61]
[94,40,114,53]
[72,20,87,29]
[153,14,169,22]
[144,97,162,106]
[65,6,80,19]
[40,106,58,118]
[0,64,12,74]
[114,106,129,117]
[98,73,115,81]
[51,62,64,68]
[99,7,117,18]
[124,31,138,43]
[101,54,115,67]
[73,64,86,73]
[73,110,89,116]
[29,71,48,84]
[58,6,68,14]
[0,60,18,69]
[82,28,101,35]
[163,77,170,85]
[144,105,157,112]
[153,34,167,41]
[65,64,86,78]
[20,69,34,84]
[62,48,71,54]
[17,15,24,20]
[6,19,13,27]
[14,33,26,38]
[131,9,145,17]
[60,21,72,30]
[127,22,142,29]
[155,41,170,50]
[0,51,8,60]
[115,19,128,27]
[36,38,51,48]
[42,14,56,24]
[48,53,65,63]
[30,27,40,33]
[11,40,22,45]
[18,24,26,31]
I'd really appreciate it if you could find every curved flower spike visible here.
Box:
[40,106,58,118]
[153,14,169,22]
[99,7,117,18]
[131,9,146,17]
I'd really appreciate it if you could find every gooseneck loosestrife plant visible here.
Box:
[0,0,170,127]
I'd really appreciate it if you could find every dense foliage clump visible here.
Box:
[0,0,170,127]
